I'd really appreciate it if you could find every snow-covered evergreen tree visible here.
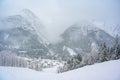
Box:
[57,54,82,73]
[111,35,120,60]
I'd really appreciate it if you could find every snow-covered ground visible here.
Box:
[43,67,58,73]
[0,59,120,80]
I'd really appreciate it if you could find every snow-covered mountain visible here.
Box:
[51,22,114,59]
[0,9,116,60]
[112,25,120,37]
[93,21,120,38]
[1,9,48,43]
[0,9,52,58]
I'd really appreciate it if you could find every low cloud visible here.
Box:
[0,0,120,43]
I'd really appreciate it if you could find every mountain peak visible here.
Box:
[63,21,100,37]
[20,9,38,19]
[21,9,33,13]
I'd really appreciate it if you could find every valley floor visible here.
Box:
[0,59,120,80]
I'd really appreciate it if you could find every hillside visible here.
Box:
[0,59,120,80]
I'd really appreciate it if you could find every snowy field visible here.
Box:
[0,59,120,80]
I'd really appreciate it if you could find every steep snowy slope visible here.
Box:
[0,9,47,43]
[0,59,120,80]
[20,9,48,43]
[0,9,52,58]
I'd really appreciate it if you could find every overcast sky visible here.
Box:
[0,0,120,43]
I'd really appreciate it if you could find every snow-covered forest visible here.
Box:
[0,35,120,73]
[0,50,64,71]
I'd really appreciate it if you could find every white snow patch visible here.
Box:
[91,42,98,51]
[4,34,9,40]
[0,59,120,80]
[67,47,77,56]
[43,67,58,73]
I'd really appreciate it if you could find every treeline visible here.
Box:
[0,50,63,71]
[0,51,27,67]
[0,51,42,71]
[58,35,120,73]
